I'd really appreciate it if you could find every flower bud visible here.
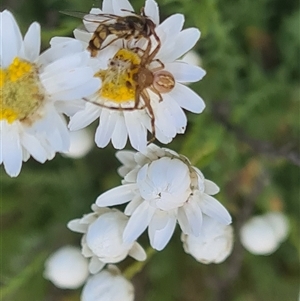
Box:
[240,212,289,255]
[81,265,134,301]
[181,216,233,264]
[63,128,93,159]
[44,246,89,289]
[68,207,146,274]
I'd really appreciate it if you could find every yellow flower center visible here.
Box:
[95,49,141,104]
[0,57,45,123]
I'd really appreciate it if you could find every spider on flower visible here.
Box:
[63,8,176,142]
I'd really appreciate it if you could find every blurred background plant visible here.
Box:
[0,0,299,300]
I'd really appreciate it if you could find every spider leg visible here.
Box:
[133,89,141,109]
[83,98,145,111]
[140,89,156,143]
[140,37,153,65]
[130,46,146,56]
[149,59,164,72]
[98,33,128,50]
[147,29,161,62]
[149,85,163,102]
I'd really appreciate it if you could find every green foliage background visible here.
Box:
[0,0,299,300]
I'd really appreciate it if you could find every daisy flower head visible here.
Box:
[96,144,232,251]
[69,0,206,151]
[0,10,100,177]
[67,205,147,274]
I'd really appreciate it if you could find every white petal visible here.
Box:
[181,200,203,236]
[134,151,149,165]
[67,219,87,233]
[102,0,114,13]
[95,110,117,148]
[120,166,138,180]
[128,242,147,261]
[39,38,83,66]
[145,158,169,188]
[154,101,177,138]
[200,194,232,225]
[21,132,48,163]
[170,83,205,113]
[33,107,69,152]
[148,213,177,251]
[182,50,202,66]
[111,113,128,149]
[73,28,91,44]
[177,207,190,235]
[115,150,136,166]
[2,122,22,177]
[69,103,101,131]
[165,61,206,83]
[1,10,22,67]
[165,28,200,62]
[204,180,220,195]
[163,94,187,133]
[168,161,193,191]
[51,79,100,101]
[112,0,134,15]
[124,196,143,215]
[124,111,148,151]
[82,239,94,257]
[41,67,95,94]
[22,22,40,61]
[156,14,184,44]
[88,8,103,14]
[137,169,156,200]
[164,158,191,193]
[145,0,160,25]
[89,257,105,274]
[144,143,165,158]
[149,210,169,230]
[155,126,173,144]
[55,99,85,117]
[96,184,137,207]
[123,202,156,243]
[41,51,89,76]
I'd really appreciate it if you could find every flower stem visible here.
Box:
[123,247,156,280]
[0,251,48,299]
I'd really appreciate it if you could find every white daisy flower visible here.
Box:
[0,10,100,177]
[81,265,134,301]
[181,215,234,264]
[68,205,147,274]
[96,144,232,251]
[44,246,89,289]
[240,211,289,255]
[69,0,206,151]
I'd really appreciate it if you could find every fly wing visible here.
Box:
[84,13,115,23]
[60,11,118,23]
[60,10,87,19]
